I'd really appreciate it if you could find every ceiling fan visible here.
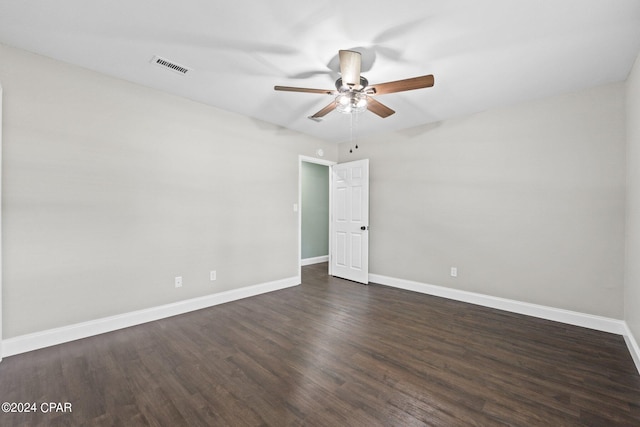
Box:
[274,50,434,120]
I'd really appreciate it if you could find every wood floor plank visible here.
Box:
[1,262,640,426]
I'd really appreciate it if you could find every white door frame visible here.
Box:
[298,155,336,280]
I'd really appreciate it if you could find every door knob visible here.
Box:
[360,226,368,231]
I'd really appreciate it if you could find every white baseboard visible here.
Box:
[301,255,329,266]
[2,276,300,358]
[368,273,626,335]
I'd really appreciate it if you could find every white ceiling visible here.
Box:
[1,0,639,143]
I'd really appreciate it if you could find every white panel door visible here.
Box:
[330,159,369,284]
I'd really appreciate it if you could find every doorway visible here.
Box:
[298,156,335,279]
[298,156,370,284]
[301,162,330,265]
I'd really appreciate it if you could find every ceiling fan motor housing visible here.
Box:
[335,76,369,92]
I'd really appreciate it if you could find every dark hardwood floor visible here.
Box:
[1,263,640,426]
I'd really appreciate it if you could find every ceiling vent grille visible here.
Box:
[150,55,191,75]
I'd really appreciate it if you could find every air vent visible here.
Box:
[150,55,191,75]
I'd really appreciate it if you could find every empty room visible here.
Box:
[1,0,640,425]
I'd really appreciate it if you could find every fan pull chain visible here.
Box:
[349,111,360,154]
[349,112,354,153]
[350,113,353,149]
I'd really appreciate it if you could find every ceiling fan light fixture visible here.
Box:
[336,92,368,114]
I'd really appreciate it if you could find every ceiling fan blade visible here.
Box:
[368,74,434,95]
[274,86,334,95]
[367,98,395,118]
[339,50,361,88]
[309,101,337,119]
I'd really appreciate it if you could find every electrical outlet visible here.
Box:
[210,270,217,281]
[450,267,458,278]
[175,276,182,288]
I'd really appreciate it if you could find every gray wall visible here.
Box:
[301,162,329,259]
[339,83,626,318]
[626,53,640,338]
[0,41,634,342]
[0,44,338,338]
